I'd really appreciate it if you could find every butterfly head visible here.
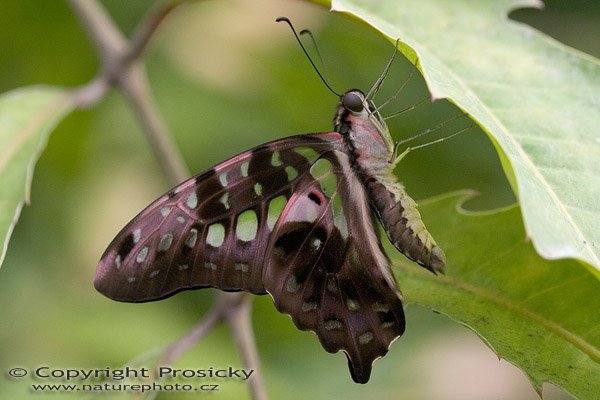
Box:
[335,90,395,165]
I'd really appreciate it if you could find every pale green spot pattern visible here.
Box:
[267,196,287,230]
[319,174,337,198]
[285,166,298,181]
[294,147,321,163]
[254,182,263,196]
[236,209,258,242]
[271,151,283,167]
[206,224,225,247]
[358,332,373,344]
[332,195,348,238]
[309,158,333,180]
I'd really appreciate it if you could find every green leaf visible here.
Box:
[328,0,600,273]
[394,191,600,399]
[0,86,73,267]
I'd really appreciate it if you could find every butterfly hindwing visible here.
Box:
[94,134,339,301]
[264,149,405,384]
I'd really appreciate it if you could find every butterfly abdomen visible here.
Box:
[365,176,445,274]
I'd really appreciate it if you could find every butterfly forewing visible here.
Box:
[95,135,340,301]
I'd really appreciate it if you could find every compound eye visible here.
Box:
[342,92,364,113]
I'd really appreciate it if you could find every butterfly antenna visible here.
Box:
[376,60,419,113]
[299,28,333,89]
[393,122,476,164]
[383,95,430,120]
[365,39,400,101]
[276,17,341,97]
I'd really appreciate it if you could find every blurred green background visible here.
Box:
[0,1,598,399]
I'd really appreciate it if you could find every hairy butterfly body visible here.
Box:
[95,89,445,383]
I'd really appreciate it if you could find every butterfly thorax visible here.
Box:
[335,90,446,273]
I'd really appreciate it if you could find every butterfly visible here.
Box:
[95,19,445,383]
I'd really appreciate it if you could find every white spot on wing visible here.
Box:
[235,263,249,272]
[185,228,198,248]
[207,224,225,247]
[346,299,360,311]
[187,192,198,209]
[219,192,230,210]
[372,302,390,313]
[149,270,160,278]
[241,161,249,177]
[286,275,299,293]
[158,233,173,252]
[358,331,373,344]
[324,319,343,330]
[136,247,148,263]
[219,172,228,187]
[310,237,322,251]
[161,207,170,217]
[204,262,217,270]
[133,228,142,244]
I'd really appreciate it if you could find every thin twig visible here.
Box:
[124,2,185,65]
[162,307,223,365]
[69,0,189,183]
[68,0,128,75]
[69,1,267,399]
[224,294,268,400]
[118,65,190,183]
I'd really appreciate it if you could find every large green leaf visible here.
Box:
[394,191,600,399]
[0,86,73,267]
[327,0,600,273]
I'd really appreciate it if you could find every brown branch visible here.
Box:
[69,0,188,183]
[124,2,184,65]
[224,293,269,400]
[68,1,267,399]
